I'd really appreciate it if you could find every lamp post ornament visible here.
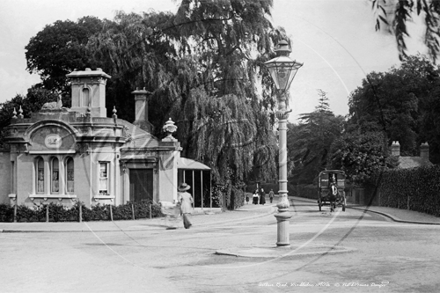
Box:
[265,40,303,246]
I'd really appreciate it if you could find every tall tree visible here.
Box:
[288,90,344,184]
[328,130,398,184]
[25,16,104,94]
[166,0,283,193]
[348,55,440,159]
[87,11,180,123]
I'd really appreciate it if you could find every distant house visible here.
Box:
[390,141,432,169]
[350,141,432,206]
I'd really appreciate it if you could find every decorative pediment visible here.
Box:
[27,122,77,154]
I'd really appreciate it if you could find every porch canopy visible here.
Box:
[177,158,213,208]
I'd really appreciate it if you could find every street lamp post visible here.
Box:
[265,40,303,246]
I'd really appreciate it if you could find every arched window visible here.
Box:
[51,157,59,193]
[36,157,44,193]
[66,157,74,193]
[82,88,90,107]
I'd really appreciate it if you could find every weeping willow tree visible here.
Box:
[88,0,287,208]
[87,11,182,122]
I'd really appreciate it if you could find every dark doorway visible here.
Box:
[129,169,153,202]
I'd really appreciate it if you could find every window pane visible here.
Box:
[66,158,74,193]
[99,162,108,195]
[52,158,59,193]
[37,158,44,193]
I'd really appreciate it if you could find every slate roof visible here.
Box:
[177,157,211,170]
[398,156,433,169]
[118,119,159,149]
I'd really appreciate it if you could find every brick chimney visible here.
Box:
[391,141,400,156]
[420,142,429,161]
[132,88,151,131]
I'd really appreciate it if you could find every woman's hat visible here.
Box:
[178,183,191,192]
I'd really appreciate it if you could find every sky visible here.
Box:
[0,0,427,122]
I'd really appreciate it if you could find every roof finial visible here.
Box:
[112,106,118,119]
[162,118,178,142]
[18,106,24,119]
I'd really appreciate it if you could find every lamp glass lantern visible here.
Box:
[265,40,303,94]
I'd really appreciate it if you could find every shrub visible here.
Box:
[0,204,14,222]
[113,203,133,220]
[16,205,41,222]
[0,201,163,222]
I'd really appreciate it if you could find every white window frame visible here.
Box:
[98,162,110,195]
[65,157,74,194]
[36,157,45,194]
[50,157,60,194]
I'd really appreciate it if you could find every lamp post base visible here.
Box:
[274,210,292,246]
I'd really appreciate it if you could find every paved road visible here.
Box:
[1,198,440,293]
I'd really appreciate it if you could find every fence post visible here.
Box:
[13,203,17,223]
[109,204,113,221]
[131,203,135,220]
[79,202,82,223]
[46,204,49,222]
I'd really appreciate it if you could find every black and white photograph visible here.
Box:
[1,0,440,292]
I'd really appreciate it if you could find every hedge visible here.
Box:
[374,165,440,217]
[288,184,317,200]
[0,199,163,223]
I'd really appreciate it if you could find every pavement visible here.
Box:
[0,200,277,233]
[1,196,440,258]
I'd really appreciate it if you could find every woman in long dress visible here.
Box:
[252,190,259,205]
[259,187,266,205]
[178,183,194,229]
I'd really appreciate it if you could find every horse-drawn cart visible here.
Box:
[317,170,346,212]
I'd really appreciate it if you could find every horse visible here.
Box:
[329,183,338,212]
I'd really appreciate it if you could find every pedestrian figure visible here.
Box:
[268,189,274,203]
[252,190,259,205]
[178,183,194,229]
[259,187,266,205]
[245,194,250,204]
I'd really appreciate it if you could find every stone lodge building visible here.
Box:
[0,68,211,208]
